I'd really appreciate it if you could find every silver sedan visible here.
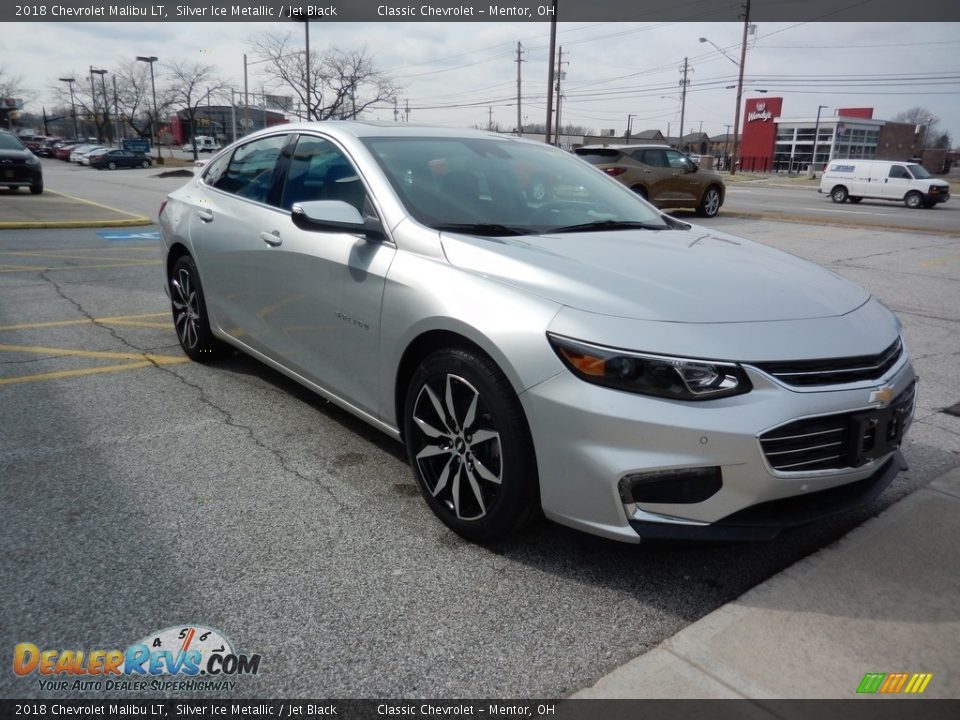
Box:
[159,122,916,544]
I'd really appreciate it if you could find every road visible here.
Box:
[722,182,958,233]
[2,164,959,700]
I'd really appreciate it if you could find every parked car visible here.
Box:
[159,123,915,544]
[819,159,950,209]
[69,145,102,163]
[89,149,153,170]
[574,144,725,217]
[79,146,110,166]
[55,143,83,161]
[37,138,65,157]
[0,130,43,194]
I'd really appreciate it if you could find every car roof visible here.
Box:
[241,120,519,143]
[577,144,670,151]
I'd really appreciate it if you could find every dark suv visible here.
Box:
[575,144,724,217]
[0,131,43,194]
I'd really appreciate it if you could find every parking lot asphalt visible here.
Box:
[1,175,959,699]
[0,187,150,229]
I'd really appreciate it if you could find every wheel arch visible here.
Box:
[394,327,524,442]
[166,242,192,280]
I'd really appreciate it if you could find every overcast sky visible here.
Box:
[3,21,958,141]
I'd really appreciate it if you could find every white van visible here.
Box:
[181,136,221,153]
[819,159,950,209]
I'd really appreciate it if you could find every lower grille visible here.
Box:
[760,382,916,472]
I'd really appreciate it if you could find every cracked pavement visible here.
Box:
[2,218,959,700]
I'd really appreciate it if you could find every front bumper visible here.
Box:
[0,163,41,187]
[520,353,915,543]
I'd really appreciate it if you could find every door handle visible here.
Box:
[197,209,214,222]
[260,230,282,247]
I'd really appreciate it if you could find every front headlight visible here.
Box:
[547,333,752,401]
[27,154,40,165]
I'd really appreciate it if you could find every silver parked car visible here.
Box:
[159,122,916,544]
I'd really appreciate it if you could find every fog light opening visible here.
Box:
[619,467,723,506]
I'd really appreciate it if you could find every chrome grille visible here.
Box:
[760,382,916,473]
[755,338,902,387]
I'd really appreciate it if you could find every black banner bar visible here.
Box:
[3,700,960,720]
[4,0,960,23]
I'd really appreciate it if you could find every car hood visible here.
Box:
[0,148,32,161]
[440,226,869,323]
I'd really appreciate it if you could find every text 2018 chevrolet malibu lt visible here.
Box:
[158,123,915,544]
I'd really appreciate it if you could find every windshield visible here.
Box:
[907,164,931,180]
[0,133,26,151]
[360,136,669,234]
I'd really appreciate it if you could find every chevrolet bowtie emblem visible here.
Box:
[870,385,896,406]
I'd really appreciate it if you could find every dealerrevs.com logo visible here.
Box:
[13,625,262,692]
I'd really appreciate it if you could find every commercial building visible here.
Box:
[738,98,926,173]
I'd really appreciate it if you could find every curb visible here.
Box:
[0,189,153,230]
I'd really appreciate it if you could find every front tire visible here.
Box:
[169,255,227,362]
[696,185,722,217]
[830,186,849,203]
[141,160,151,169]
[29,181,43,195]
[403,348,540,543]
[904,191,923,209]
[848,196,862,203]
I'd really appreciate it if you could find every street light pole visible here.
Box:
[810,104,829,177]
[136,56,160,162]
[626,113,636,141]
[91,68,109,143]
[59,77,79,140]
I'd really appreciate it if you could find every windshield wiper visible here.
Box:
[434,223,528,237]
[547,219,668,233]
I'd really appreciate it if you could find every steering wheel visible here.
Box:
[528,202,578,224]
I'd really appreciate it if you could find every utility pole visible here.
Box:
[544,0,557,143]
[725,123,731,170]
[393,98,398,122]
[554,46,568,146]
[730,0,751,175]
[678,57,690,154]
[243,53,249,134]
[515,41,524,136]
[405,99,410,122]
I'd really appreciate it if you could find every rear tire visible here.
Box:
[403,348,540,543]
[848,197,862,204]
[830,186,849,203]
[169,255,228,362]
[141,160,151,169]
[107,161,117,170]
[630,185,649,201]
[904,192,923,209]
[696,185,722,217]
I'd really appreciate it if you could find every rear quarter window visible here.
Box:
[574,149,624,164]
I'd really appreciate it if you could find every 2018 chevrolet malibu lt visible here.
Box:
[158,123,916,544]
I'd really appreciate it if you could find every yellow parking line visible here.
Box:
[0,263,49,272]
[0,260,161,273]
[0,247,157,255]
[0,359,188,386]
[44,189,149,220]
[106,321,172,329]
[0,343,186,363]
[1,252,156,263]
[0,312,171,332]
[922,255,960,267]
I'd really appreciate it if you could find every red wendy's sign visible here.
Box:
[740,97,783,172]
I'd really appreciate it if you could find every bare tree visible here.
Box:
[0,65,25,97]
[113,59,173,141]
[164,60,229,160]
[50,72,112,142]
[248,32,398,121]
[893,107,943,147]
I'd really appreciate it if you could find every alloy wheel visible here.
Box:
[171,268,201,350]
[410,373,503,521]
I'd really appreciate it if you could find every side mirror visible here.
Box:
[292,200,385,240]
